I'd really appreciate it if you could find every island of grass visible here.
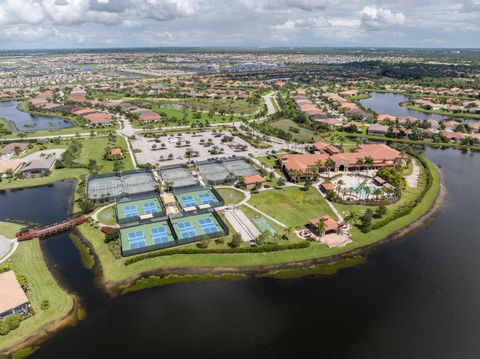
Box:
[75,151,440,294]
[0,222,75,356]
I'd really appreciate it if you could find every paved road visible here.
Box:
[406,159,420,188]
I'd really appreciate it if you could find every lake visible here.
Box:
[1,148,480,359]
[0,101,73,132]
[359,92,473,122]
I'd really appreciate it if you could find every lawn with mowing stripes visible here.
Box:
[0,222,74,353]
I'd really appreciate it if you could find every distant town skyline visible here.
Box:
[0,0,479,49]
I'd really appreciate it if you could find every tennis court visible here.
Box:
[120,220,175,254]
[196,158,258,185]
[117,196,165,221]
[88,171,157,200]
[170,212,224,240]
[252,216,277,235]
[175,187,222,210]
[160,166,198,188]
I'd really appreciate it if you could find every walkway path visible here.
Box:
[90,202,118,228]
[406,159,420,188]
[314,184,344,222]
[243,203,287,228]
[0,235,17,264]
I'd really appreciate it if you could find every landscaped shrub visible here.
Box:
[364,152,435,232]
[40,300,50,310]
[124,241,311,266]
[5,315,21,330]
[0,321,10,336]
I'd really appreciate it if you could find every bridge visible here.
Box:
[16,215,88,241]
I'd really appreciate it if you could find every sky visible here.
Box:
[0,0,479,49]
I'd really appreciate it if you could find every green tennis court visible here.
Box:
[170,212,224,240]
[175,188,221,210]
[120,220,175,253]
[117,196,165,220]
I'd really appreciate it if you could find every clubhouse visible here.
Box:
[279,142,401,181]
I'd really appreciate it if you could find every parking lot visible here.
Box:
[131,130,285,166]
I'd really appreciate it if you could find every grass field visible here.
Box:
[136,97,259,115]
[0,223,74,353]
[215,187,246,205]
[76,136,134,173]
[403,103,480,120]
[248,186,336,227]
[97,206,117,226]
[271,118,319,143]
[0,168,87,191]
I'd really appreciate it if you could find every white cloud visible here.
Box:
[360,6,406,30]
[272,17,330,30]
[241,0,330,12]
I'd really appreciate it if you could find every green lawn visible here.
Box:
[0,169,87,190]
[0,223,74,353]
[271,118,319,143]
[97,206,117,226]
[76,136,134,173]
[240,204,286,236]
[248,186,336,228]
[216,187,246,205]
[403,103,480,120]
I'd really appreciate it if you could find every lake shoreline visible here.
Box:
[96,163,444,297]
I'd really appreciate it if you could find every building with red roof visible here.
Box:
[279,144,401,181]
[84,112,113,126]
[243,175,265,189]
[308,215,339,235]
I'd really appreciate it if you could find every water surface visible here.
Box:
[1,149,480,359]
[0,101,73,132]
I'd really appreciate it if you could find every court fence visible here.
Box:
[121,208,229,257]
[173,185,225,208]
[116,192,165,226]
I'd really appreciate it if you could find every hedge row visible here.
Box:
[124,241,311,266]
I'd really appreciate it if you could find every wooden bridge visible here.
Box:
[16,215,88,241]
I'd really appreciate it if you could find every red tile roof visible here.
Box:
[243,175,265,186]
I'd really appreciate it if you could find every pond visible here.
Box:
[359,92,474,122]
[0,101,73,132]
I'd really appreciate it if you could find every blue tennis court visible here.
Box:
[181,195,197,208]
[124,205,139,218]
[143,201,158,214]
[177,221,197,238]
[199,218,218,234]
[128,231,146,249]
[151,227,169,244]
[199,193,215,205]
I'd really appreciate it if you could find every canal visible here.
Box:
[1,148,480,359]
[0,101,73,132]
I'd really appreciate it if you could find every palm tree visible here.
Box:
[364,156,374,174]
[185,148,194,164]
[373,187,383,200]
[284,226,295,241]
[356,158,365,174]
[317,219,327,237]
[344,211,358,225]
[325,158,335,178]
[314,159,324,177]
